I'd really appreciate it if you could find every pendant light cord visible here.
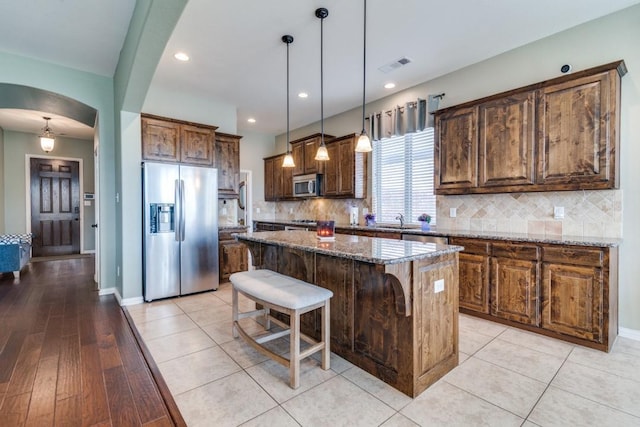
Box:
[361,0,367,134]
[286,38,290,152]
[320,13,325,146]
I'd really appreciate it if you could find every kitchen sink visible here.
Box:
[375,224,420,230]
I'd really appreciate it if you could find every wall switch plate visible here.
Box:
[256,207,260,214]
[289,208,293,214]
[434,279,445,293]
[554,206,564,219]
[450,208,457,218]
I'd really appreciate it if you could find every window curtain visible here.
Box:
[368,94,443,141]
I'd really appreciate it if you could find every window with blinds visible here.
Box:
[372,128,436,225]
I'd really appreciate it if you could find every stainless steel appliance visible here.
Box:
[293,174,322,198]
[142,162,219,301]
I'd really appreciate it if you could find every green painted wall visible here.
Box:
[0,127,4,234]
[3,131,95,251]
[0,51,116,289]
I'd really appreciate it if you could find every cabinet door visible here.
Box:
[272,155,284,200]
[435,106,478,192]
[537,70,616,188]
[215,133,240,196]
[141,118,181,162]
[323,142,340,196]
[281,162,293,199]
[479,92,535,187]
[338,139,355,195]
[180,125,214,166]
[291,142,304,176]
[304,137,322,174]
[541,263,603,342]
[458,252,490,313]
[220,241,248,281]
[491,257,540,325]
[264,158,276,201]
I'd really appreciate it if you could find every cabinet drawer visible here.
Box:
[449,238,490,255]
[542,246,604,267]
[492,243,539,260]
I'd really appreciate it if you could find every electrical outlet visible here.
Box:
[450,208,457,218]
[434,279,444,293]
[256,207,261,214]
[116,266,120,277]
[554,206,565,219]
[289,208,293,214]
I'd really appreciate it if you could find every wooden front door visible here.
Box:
[30,158,81,256]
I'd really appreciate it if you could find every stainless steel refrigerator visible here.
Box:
[142,162,219,301]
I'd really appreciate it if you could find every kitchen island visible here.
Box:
[235,230,463,397]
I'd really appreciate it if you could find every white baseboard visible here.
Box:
[98,287,115,296]
[113,288,144,306]
[82,249,96,254]
[619,327,640,342]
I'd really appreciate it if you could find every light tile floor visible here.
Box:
[127,284,640,427]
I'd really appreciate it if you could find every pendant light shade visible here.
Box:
[40,116,55,153]
[355,0,372,153]
[314,7,330,161]
[281,34,296,168]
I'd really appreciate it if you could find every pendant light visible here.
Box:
[314,7,330,161]
[40,116,55,153]
[355,0,373,153]
[281,35,295,168]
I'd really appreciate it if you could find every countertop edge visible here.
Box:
[253,220,621,248]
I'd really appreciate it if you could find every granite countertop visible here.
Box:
[235,230,463,265]
[254,220,621,248]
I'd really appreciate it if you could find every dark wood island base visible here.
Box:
[236,231,463,397]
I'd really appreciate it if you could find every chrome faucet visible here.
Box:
[395,213,405,228]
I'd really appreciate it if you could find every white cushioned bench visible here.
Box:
[230,269,333,389]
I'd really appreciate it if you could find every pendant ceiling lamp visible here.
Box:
[281,34,295,168]
[314,7,330,161]
[40,116,55,153]
[355,0,372,153]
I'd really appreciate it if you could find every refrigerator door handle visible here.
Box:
[179,179,186,241]
[174,179,181,241]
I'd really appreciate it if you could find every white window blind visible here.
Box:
[372,128,436,225]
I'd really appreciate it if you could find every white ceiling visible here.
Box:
[1,0,639,138]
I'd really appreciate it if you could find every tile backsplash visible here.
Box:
[252,189,622,239]
[436,190,622,238]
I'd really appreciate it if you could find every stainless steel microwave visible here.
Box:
[293,174,322,198]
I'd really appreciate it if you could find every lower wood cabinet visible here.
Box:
[541,246,608,343]
[456,237,617,352]
[450,238,490,314]
[219,228,248,282]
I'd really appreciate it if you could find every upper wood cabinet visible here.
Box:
[323,134,367,198]
[290,133,334,176]
[434,106,477,191]
[264,154,292,201]
[141,114,217,166]
[537,70,619,188]
[434,60,626,195]
[479,92,536,187]
[215,132,241,198]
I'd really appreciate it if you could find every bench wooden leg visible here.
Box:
[290,309,300,389]
[321,299,330,370]
[232,286,239,338]
[13,271,20,280]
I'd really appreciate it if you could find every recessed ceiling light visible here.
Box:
[384,82,396,89]
[298,92,308,98]
[247,118,256,123]
[174,52,190,61]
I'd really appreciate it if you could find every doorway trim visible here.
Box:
[25,154,85,256]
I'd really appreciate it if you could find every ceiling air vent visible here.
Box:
[378,57,412,74]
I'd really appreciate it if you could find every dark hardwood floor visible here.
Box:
[0,255,185,426]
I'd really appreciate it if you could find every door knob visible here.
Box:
[91,224,98,228]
